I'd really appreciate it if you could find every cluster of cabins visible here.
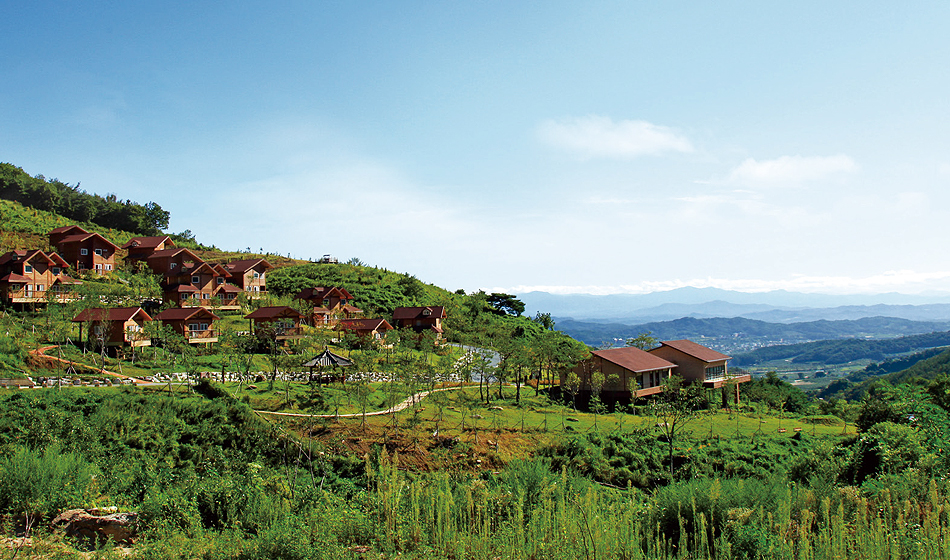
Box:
[4,226,746,399]
[567,340,751,404]
[70,301,447,352]
[0,224,450,352]
[0,225,270,307]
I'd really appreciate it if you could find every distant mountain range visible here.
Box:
[518,287,950,323]
[555,316,950,349]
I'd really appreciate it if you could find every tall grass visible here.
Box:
[361,451,950,559]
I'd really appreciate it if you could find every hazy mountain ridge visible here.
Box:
[554,315,950,352]
[520,288,950,323]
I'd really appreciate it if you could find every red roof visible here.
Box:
[295,286,350,301]
[53,275,82,285]
[392,306,446,320]
[55,232,120,250]
[656,339,731,362]
[592,347,676,373]
[215,283,242,293]
[339,318,393,332]
[154,307,220,321]
[72,307,152,323]
[0,273,30,283]
[166,284,198,293]
[121,236,175,250]
[226,259,274,274]
[147,247,202,261]
[245,306,303,320]
[49,225,89,235]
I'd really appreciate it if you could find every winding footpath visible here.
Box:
[29,345,148,385]
[254,386,466,419]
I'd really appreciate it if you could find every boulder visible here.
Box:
[50,508,137,545]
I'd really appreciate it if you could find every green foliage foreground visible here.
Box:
[2,383,950,559]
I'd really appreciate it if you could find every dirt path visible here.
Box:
[254,385,465,419]
[29,346,148,385]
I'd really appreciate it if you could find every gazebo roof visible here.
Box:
[302,349,354,368]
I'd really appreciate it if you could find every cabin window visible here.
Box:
[105,264,112,271]
[94,248,103,256]
[192,275,200,284]
[80,248,88,255]
[188,323,199,332]
[253,272,260,279]
[202,293,209,299]
[216,277,224,284]
[36,284,44,292]
[199,323,208,331]
[170,262,177,270]
[52,267,60,275]
[23,265,32,273]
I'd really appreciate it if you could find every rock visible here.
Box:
[50,508,137,545]
[489,406,504,411]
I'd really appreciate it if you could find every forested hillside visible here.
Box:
[732,330,950,366]
[0,162,170,236]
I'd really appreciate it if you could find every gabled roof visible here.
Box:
[147,247,202,262]
[226,259,274,274]
[0,250,68,268]
[210,263,231,276]
[48,252,69,267]
[654,339,731,362]
[55,232,120,250]
[215,283,242,293]
[0,273,30,284]
[121,236,175,250]
[154,307,220,322]
[165,284,198,293]
[72,307,152,323]
[591,347,676,373]
[181,262,217,276]
[295,286,351,301]
[52,275,82,285]
[342,305,363,313]
[392,306,446,320]
[339,318,393,332]
[49,225,89,235]
[245,306,303,320]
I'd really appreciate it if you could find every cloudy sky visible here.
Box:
[3,2,950,296]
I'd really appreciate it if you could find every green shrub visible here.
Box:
[0,444,99,517]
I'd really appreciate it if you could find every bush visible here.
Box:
[0,444,99,517]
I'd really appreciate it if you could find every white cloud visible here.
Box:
[729,154,857,185]
[537,116,693,159]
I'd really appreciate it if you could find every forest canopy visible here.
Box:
[0,163,170,236]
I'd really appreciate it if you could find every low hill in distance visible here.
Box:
[557,315,950,353]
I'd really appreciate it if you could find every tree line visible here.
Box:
[0,163,170,236]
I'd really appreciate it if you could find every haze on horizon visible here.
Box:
[3,3,949,298]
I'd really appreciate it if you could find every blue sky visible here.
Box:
[3,2,950,296]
